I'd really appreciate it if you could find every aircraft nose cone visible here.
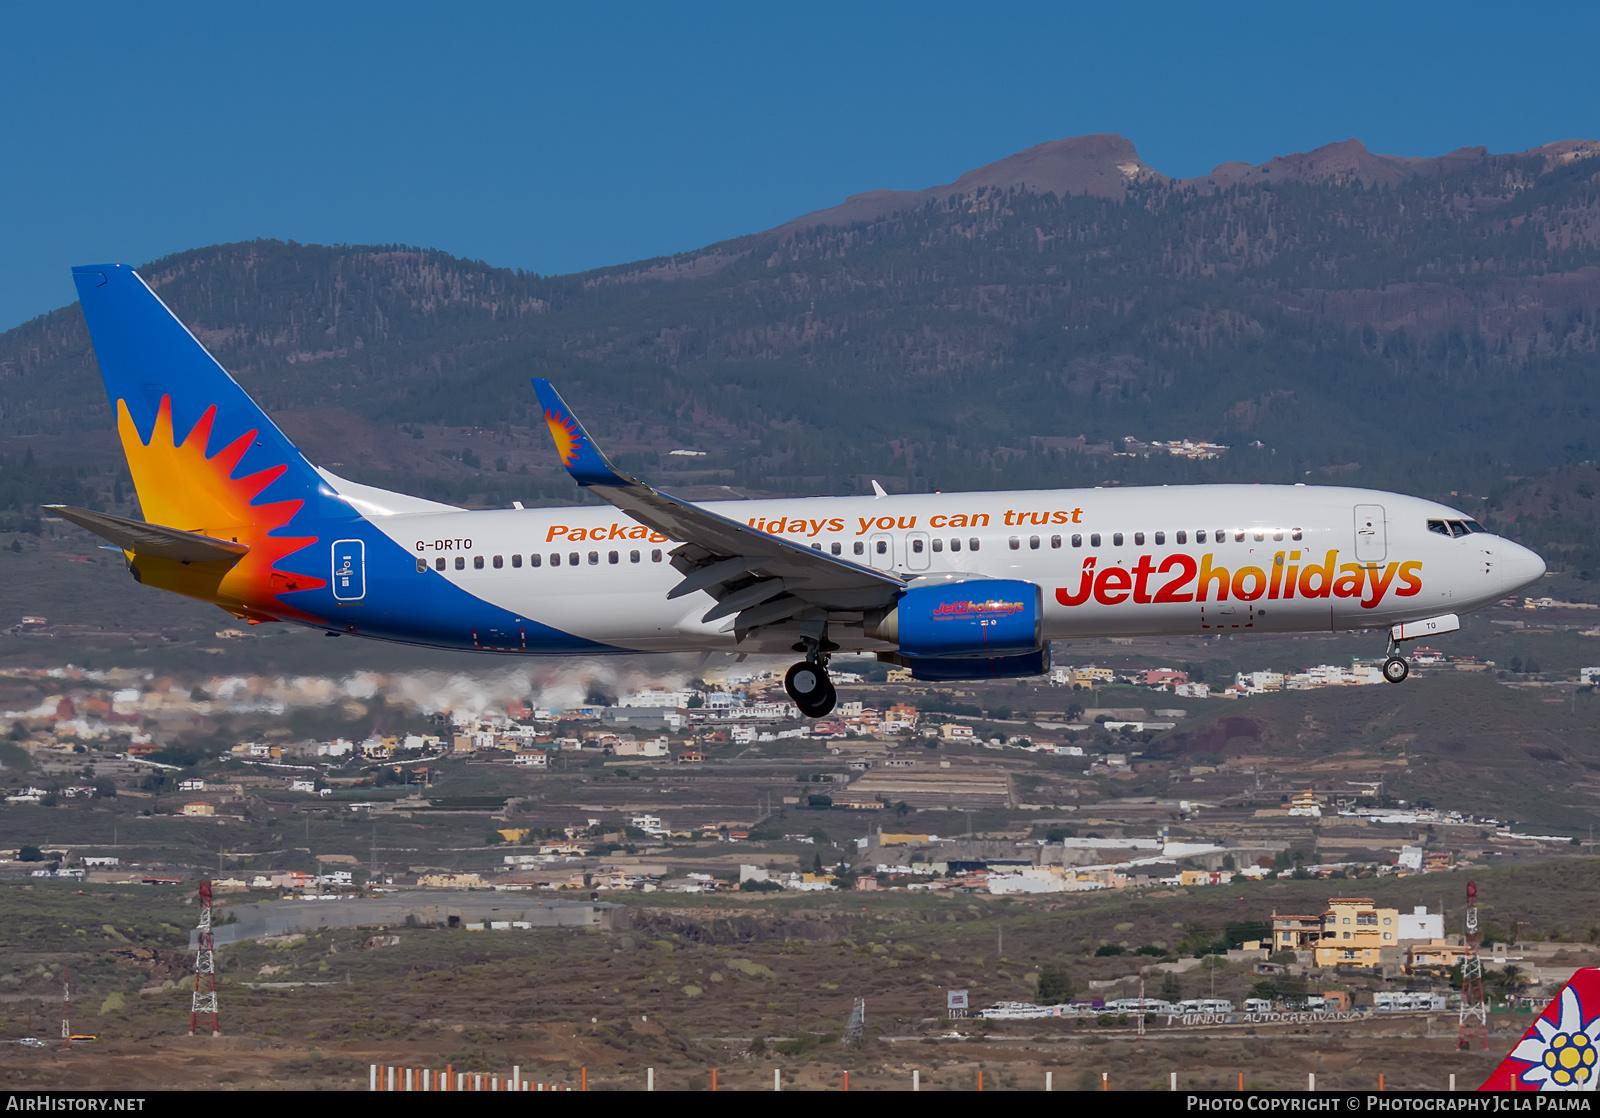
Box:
[1498,539,1546,596]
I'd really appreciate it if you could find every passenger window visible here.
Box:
[1253,530,1264,542]
[651,549,662,562]
[811,543,821,551]
[511,554,522,568]
[1009,537,1020,550]
[932,538,944,552]
[875,540,887,555]
[950,539,961,552]
[969,538,979,552]
[569,552,580,566]
[1029,536,1040,549]
[1233,530,1244,542]
[1154,531,1165,545]
[1272,530,1284,542]
[912,538,924,554]
[1176,530,1186,544]
[609,551,619,564]
[1291,528,1303,541]
[416,558,427,573]
[1071,534,1082,547]
[1090,533,1101,547]
[530,554,541,567]
[473,555,484,570]
[455,557,466,570]
[831,542,842,555]
[630,550,640,563]
[492,555,503,569]
[854,541,865,555]
[1195,530,1205,543]
[1134,532,1144,546]
[1050,535,1061,548]
[588,551,599,565]
[550,553,560,567]
[1113,533,1123,546]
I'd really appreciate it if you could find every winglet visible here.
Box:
[530,380,632,487]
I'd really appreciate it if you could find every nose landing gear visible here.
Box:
[785,654,837,718]
[1382,636,1409,684]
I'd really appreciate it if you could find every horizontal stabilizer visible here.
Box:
[44,505,250,563]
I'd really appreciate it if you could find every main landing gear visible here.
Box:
[785,653,837,718]
[1382,636,1409,684]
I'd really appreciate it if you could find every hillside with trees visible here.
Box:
[3,134,1599,591]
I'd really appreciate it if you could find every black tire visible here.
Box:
[1382,656,1409,684]
[799,678,838,719]
[785,662,826,703]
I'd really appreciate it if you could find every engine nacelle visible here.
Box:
[873,579,1043,658]
[879,647,1051,682]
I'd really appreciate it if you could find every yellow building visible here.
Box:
[417,872,483,889]
[180,801,215,817]
[1406,939,1468,974]
[497,828,532,844]
[1314,897,1400,967]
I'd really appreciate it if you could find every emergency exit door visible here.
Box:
[1354,505,1386,563]
[332,539,366,601]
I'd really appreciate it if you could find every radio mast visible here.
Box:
[1457,880,1487,1050]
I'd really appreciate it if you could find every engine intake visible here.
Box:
[872,579,1043,658]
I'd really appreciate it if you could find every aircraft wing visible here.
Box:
[531,380,904,639]
[44,505,250,564]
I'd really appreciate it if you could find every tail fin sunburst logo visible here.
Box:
[544,408,582,468]
[117,395,326,619]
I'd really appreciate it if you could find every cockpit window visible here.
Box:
[1430,518,1487,538]
[1427,519,1450,536]
[1462,519,1486,533]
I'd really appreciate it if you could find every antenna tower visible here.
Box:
[1456,879,1487,1050]
[842,997,866,1048]
[190,880,220,1036]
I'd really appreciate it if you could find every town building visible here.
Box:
[1314,897,1401,967]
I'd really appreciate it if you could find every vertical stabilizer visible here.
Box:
[1481,968,1600,1090]
[71,264,340,621]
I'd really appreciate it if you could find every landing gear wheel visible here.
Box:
[1382,656,1409,684]
[785,661,837,718]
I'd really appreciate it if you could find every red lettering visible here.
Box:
[1094,566,1132,605]
[1152,554,1197,603]
[1197,554,1229,601]
[1332,563,1366,598]
[1361,562,1399,608]
[1298,550,1338,599]
[1232,566,1267,602]
[1054,559,1096,606]
[1131,554,1157,604]
[1394,561,1423,597]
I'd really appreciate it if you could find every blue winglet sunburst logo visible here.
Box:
[530,380,629,487]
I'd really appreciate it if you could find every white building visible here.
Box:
[619,689,696,709]
[1398,845,1424,872]
[1398,905,1444,941]
[1174,682,1211,699]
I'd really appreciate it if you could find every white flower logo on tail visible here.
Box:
[1509,985,1600,1090]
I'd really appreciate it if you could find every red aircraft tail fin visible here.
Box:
[1481,967,1600,1091]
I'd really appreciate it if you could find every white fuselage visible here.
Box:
[354,483,1544,654]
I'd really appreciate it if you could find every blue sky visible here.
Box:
[1,1,1596,330]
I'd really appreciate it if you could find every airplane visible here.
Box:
[48,263,1547,718]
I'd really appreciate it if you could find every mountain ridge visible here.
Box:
[3,132,1600,596]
